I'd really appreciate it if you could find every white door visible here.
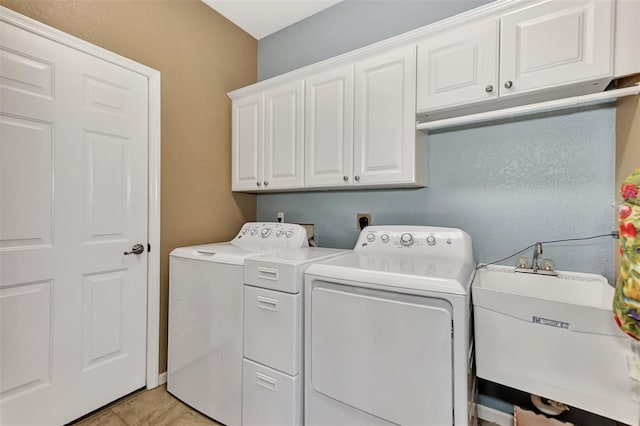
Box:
[1,19,148,425]
[232,93,264,191]
[417,20,499,113]
[500,0,613,97]
[264,81,304,190]
[304,65,354,188]
[353,46,417,186]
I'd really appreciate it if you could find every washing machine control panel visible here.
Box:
[234,222,309,248]
[355,225,472,261]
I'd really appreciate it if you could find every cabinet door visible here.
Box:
[304,66,354,187]
[232,93,264,191]
[500,0,613,97]
[354,46,417,186]
[417,20,499,113]
[264,81,304,189]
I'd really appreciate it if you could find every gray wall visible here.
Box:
[258,0,493,80]
[256,0,616,282]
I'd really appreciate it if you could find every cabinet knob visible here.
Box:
[256,181,262,187]
[354,175,360,182]
[264,181,269,186]
[504,80,513,89]
[485,84,494,93]
[343,176,349,182]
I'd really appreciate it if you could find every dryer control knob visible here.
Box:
[381,234,390,243]
[426,235,437,246]
[261,228,271,238]
[285,231,294,238]
[400,233,414,246]
[366,233,375,242]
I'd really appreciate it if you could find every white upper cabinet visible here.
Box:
[229,0,636,192]
[232,93,263,192]
[354,46,422,186]
[499,0,614,97]
[417,20,500,112]
[305,66,354,187]
[232,81,304,191]
[305,46,426,189]
[264,81,304,189]
[417,0,615,114]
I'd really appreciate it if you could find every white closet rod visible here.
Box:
[416,84,640,131]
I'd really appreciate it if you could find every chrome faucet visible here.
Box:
[532,242,543,273]
[514,242,558,276]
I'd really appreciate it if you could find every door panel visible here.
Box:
[0,19,148,425]
[354,46,416,185]
[417,20,499,112]
[232,93,264,191]
[264,81,304,189]
[309,282,453,426]
[500,0,613,96]
[304,65,354,187]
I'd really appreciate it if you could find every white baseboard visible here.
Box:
[478,404,514,426]
[158,372,167,386]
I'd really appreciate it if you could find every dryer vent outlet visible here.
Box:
[356,213,372,229]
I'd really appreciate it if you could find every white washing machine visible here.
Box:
[167,222,308,425]
[304,225,476,426]
[241,247,348,426]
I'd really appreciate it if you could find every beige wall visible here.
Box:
[0,0,258,373]
[615,76,640,280]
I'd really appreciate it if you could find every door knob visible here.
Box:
[124,244,145,255]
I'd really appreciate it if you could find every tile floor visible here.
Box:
[72,385,220,426]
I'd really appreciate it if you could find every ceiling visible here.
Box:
[202,0,343,40]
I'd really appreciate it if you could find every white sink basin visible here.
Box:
[473,265,617,335]
[472,265,636,425]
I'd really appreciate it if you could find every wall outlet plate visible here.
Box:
[277,212,285,223]
[356,213,372,228]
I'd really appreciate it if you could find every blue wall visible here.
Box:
[256,1,616,282]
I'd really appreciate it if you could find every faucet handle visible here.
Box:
[541,259,555,271]
[516,256,529,268]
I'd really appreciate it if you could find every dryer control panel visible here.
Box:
[355,225,472,262]
[233,222,309,249]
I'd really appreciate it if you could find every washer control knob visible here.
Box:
[426,235,437,246]
[366,233,375,242]
[285,230,294,238]
[380,234,390,243]
[241,228,248,234]
[250,228,258,236]
[400,233,414,246]
[261,228,271,238]
[276,230,284,237]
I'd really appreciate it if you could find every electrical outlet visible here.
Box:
[356,213,372,229]
[277,212,285,223]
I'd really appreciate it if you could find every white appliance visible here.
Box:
[242,247,348,426]
[304,226,476,426]
[167,222,308,425]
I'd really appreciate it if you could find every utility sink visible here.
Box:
[472,265,637,425]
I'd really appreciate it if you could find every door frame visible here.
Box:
[1,6,162,389]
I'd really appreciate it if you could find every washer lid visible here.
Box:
[305,252,474,295]
[170,242,276,265]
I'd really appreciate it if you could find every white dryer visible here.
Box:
[167,222,308,425]
[304,226,476,426]
[241,247,348,426]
